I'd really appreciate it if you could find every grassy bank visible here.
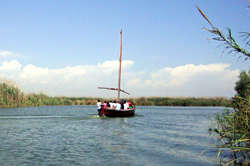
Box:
[63,96,231,107]
[126,96,230,107]
[0,77,231,107]
[0,78,230,107]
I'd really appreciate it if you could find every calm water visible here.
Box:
[0,106,223,166]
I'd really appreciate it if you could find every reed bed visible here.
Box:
[128,96,230,107]
[209,96,250,165]
[0,77,231,107]
[207,70,250,165]
[55,96,231,107]
[0,78,231,107]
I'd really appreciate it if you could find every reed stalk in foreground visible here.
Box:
[196,5,250,61]
[197,4,250,165]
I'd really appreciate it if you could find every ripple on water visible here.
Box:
[0,106,222,165]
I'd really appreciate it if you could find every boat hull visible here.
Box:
[103,108,135,117]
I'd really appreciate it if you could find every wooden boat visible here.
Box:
[98,30,135,117]
[102,108,135,117]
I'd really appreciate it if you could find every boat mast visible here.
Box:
[118,30,122,101]
[98,30,130,96]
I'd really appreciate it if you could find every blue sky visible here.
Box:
[0,0,249,98]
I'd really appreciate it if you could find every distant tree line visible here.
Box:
[129,96,230,106]
[0,77,231,107]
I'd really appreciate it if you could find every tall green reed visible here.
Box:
[209,96,250,165]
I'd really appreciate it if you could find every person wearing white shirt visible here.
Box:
[97,99,102,116]
[109,101,115,109]
[124,102,128,110]
[115,101,121,110]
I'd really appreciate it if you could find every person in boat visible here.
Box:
[124,101,128,110]
[127,100,133,109]
[97,99,102,116]
[108,101,112,108]
[112,100,117,109]
[109,101,113,109]
[115,101,121,110]
[103,101,107,108]
[120,100,124,110]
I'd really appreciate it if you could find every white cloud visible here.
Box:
[0,60,240,97]
[0,50,17,57]
[16,60,135,96]
[148,63,234,87]
[126,63,239,97]
[19,64,50,83]
[98,60,134,74]
[19,64,88,84]
[0,60,22,71]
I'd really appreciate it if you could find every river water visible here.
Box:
[0,106,223,165]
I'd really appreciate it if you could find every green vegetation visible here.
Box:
[125,96,230,107]
[197,4,250,165]
[0,78,21,107]
[0,77,73,107]
[209,70,250,165]
[0,77,230,107]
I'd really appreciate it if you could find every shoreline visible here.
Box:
[0,96,231,108]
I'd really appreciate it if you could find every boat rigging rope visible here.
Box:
[122,60,125,96]
[106,34,120,89]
